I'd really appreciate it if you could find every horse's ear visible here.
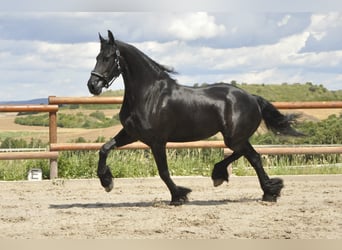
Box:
[99,33,105,43]
[108,30,116,45]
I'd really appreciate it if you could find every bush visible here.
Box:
[89,111,106,120]
[251,112,342,145]
[1,137,28,148]
[14,111,120,129]
[15,114,49,126]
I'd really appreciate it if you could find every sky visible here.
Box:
[1,3,342,101]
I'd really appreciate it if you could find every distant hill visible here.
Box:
[195,82,342,102]
[0,83,341,105]
[237,82,342,102]
[0,98,48,105]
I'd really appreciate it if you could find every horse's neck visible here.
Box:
[120,47,168,105]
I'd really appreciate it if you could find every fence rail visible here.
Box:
[0,97,341,179]
[0,151,58,160]
[50,142,342,155]
[0,105,59,112]
[271,101,342,109]
[0,148,47,152]
[48,96,123,105]
[50,141,225,151]
[48,96,342,108]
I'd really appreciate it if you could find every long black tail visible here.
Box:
[254,95,304,137]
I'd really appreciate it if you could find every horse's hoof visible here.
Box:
[262,193,278,202]
[170,186,191,206]
[99,165,114,192]
[104,181,114,192]
[213,179,225,187]
[169,200,186,206]
[263,178,284,198]
[211,165,229,187]
[170,195,189,206]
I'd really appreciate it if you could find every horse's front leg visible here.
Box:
[150,143,192,205]
[98,129,136,192]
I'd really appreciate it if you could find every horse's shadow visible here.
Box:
[49,197,259,209]
[49,202,152,209]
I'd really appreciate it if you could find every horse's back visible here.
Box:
[196,83,260,116]
[159,83,261,142]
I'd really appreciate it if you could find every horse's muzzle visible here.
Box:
[87,79,104,96]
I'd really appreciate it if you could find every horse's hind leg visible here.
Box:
[211,151,242,187]
[150,143,191,205]
[242,142,284,202]
[98,129,136,192]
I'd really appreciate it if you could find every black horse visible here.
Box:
[87,30,303,205]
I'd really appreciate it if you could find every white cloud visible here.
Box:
[0,39,100,100]
[168,12,226,40]
[0,39,98,71]
[302,12,342,52]
[0,12,342,102]
[133,25,342,90]
[277,14,291,27]
[309,12,341,31]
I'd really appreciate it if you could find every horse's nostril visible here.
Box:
[87,81,95,93]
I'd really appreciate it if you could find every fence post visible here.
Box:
[49,98,58,179]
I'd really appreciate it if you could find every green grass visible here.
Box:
[0,131,46,139]
[0,149,341,181]
[233,154,342,176]
[0,159,51,181]
[56,148,224,179]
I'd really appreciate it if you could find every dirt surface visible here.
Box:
[0,175,341,239]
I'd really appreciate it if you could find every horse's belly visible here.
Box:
[167,119,220,142]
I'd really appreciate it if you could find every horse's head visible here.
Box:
[87,30,121,95]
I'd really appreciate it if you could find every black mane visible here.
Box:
[117,40,177,77]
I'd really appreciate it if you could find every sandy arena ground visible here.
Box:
[0,175,341,239]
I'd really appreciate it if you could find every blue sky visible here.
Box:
[1,6,342,101]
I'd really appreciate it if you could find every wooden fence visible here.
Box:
[1,97,342,179]
[0,104,59,178]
